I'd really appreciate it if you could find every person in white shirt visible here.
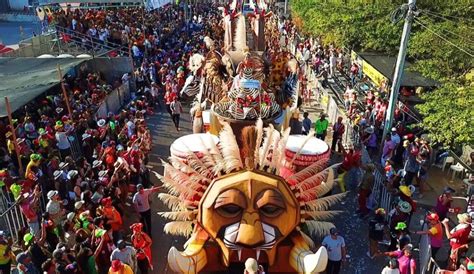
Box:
[132,184,161,235]
[322,227,346,274]
[170,97,183,131]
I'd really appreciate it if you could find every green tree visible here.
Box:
[291,0,474,147]
[417,83,474,147]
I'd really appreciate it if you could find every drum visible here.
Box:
[284,135,330,171]
[170,133,219,162]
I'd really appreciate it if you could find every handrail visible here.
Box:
[54,25,129,56]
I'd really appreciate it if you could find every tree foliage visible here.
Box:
[417,83,474,147]
[291,0,474,146]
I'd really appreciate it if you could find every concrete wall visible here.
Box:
[8,0,28,10]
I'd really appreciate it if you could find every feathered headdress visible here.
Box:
[157,120,342,245]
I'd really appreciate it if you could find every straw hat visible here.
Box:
[47,190,58,200]
[74,200,85,210]
[97,119,106,127]
[398,200,412,213]
[399,185,412,197]
[53,170,62,180]
[457,213,471,224]
[92,160,102,168]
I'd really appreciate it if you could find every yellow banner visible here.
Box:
[362,60,388,87]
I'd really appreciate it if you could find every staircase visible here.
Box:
[54,25,129,57]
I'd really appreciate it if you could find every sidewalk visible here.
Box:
[300,71,470,273]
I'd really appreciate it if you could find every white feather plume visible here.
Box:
[274,127,291,174]
[218,122,243,173]
[304,221,335,239]
[158,211,197,221]
[267,130,281,171]
[254,118,264,168]
[304,193,347,211]
[259,125,274,169]
[233,15,247,52]
[158,193,187,211]
[163,221,194,237]
[205,133,225,175]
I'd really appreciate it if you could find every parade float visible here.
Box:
[157,0,342,273]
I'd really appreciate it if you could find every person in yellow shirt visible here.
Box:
[0,231,13,274]
[109,260,134,274]
[5,132,14,156]
[25,154,41,179]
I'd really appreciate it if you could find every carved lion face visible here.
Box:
[198,170,300,266]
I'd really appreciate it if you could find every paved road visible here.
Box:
[145,104,193,274]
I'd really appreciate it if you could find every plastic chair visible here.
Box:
[450,162,465,181]
[442,156,455,171]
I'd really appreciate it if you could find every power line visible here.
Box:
[414,18,474,57]
[416,17,474,46]
[419,10,474,31]
[420,9,474,23]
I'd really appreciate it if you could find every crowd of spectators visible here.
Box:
[0,3,222,274]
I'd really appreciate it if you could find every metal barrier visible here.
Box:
[419,223,432,274]
[0,189,27,242]
[95,83,131,118]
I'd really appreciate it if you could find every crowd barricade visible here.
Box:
[95,83,131,119]
[0,189,27,242]
[69,131,83,161]
[346,122,395,223]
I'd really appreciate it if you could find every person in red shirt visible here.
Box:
[442,213,472,270]
[131,223,153,274]
[19,185,42,237]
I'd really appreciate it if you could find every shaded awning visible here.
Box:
[0,57,87,117]
[353,52,439,88]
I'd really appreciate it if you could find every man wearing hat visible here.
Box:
[110,240,137,273]
[322,227,346,274]
[132,184,161,235]
[388,201,411,251]
[46,190,64,226]
[315,112,329,140]
[416,212,443,260]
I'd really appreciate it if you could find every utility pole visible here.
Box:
[381,0,416,142]
[284,0,288,16]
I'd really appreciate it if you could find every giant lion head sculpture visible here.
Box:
[157,121,344,273]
